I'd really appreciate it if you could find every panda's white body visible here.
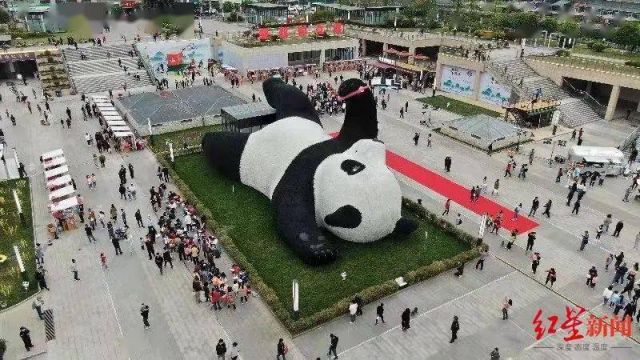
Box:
[239,116,329,198]
[238,116,403,244]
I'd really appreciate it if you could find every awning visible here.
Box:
[114,131,134,138]
[48,185,75,201]
[41,149,63,161]
[49,196,79,212]
[43,156,66,170]
[110,126,131,132]
[44,165,69,179]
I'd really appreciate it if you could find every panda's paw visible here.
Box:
[297,233,337,265]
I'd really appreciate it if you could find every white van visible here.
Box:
[567,146,625,176]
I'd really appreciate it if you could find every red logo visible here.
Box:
[533,306,632,342]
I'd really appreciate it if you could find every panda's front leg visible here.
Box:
[274,199,337,266]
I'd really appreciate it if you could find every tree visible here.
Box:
[540,16,558,34]
[310,10,334,22]
[0,8,10,24]
[558,19,580,38]
[611,22,640,51]
[510,12,539,38]
[222,1,234,13]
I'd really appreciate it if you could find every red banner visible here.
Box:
[315,23,326,36]
[332,22,344,35]
[278,26,289,40]
[258,28,270,42]
[297,25,308,38]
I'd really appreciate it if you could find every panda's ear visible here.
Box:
[394,217,418,235]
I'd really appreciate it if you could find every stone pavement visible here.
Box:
[1,56,640,360]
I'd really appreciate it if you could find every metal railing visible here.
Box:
[529,55,640,78]
[561,78,606,118]
[620,126,640,153]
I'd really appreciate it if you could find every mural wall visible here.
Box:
[479,72,511,106]
[440,65,476,97]
[137,39,212,81]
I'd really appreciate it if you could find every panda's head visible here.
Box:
[314,139,417,243]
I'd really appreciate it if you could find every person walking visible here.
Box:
[349,300,358,323]
[32,296,44,320]
[401,308,411,331]
[140,303,150,329]
[634,231,640,250]
[541,199,552,218]
[442,199,451,216]
[492,179,499,196]
[112,235,123,255]
[531,252,541,274]
[120,209,128,228]
[135,209,144,228]
[128,163,135,179]
[545,268,556,287]
[375,303,385,325]
[216,339,227,360]
[444,156,452,172]
[327,334,339,359]
[450,316,460,343]
[623,186,633,202]
[70,259,80,281]
[85,223,96,243]
[579,231,589,251]
[613,221,624,237]
[413,132,420,146]
[20,326,34,351]
[229,342,240,360]
[501,297,512,320]
[476,247,488,270]
[35,266,49,290]
[572,200,581,215]
[603,214,613,233]
[163,246,173,269]
[605,253,614,271]
[154,253,164,275]
[276,338,287,360]
[528,197,539,217]
[525,232,536,252]
[586,266,598,288]
[512,203,522,220]
[490,347,501,360]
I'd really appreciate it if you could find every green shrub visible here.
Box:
[625,60,640,68]
[587,40,607,53]
[556,49,570,57]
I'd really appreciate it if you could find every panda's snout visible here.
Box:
[324,205,362,228]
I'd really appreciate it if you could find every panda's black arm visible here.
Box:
[263,77,321,125]
[273,193,337,266]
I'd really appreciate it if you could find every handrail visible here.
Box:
[561,78,606,117]
[620,126,640,153]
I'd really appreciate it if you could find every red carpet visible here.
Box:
[385,151,539,234]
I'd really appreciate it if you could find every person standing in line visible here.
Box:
[442,198,451,216]
[375,303,385,325]
[531,252,541,274]
[492,179,499,196]
[140,303,150,329]
[450,316,460,343]
[277,338,287,360]
[605,253,614,271]
[229,342,240,360]
[216,339,227,360]
[112,235,123,255]
[614,252,625,269]
[401,308,411,331]
[444,156,452,172]
[163,246,173,269]
[120,209,128,228]
[528,197,539,217]
[35,266,49,290]
[20,326,34,351]
[603,214,613,233]
[154,253,164,275]
[602,285,614,305]
[327,334,339,360]
[613,221,624,237]
[476,247,488,270]
[542,199,552,218]
[579,231,590,251]
[70,259,79,281]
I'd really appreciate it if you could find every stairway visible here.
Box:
[488,58,602,128]
[62,44,153,94]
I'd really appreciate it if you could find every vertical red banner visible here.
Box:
[315,23,326,36]
[278,26,289,40]
[332,22,344,35]
[297,25,308,38]
[258,27,270,41]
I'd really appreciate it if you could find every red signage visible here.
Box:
[120,0,138,9]
[332,22,344,35]
[166,52,183,67]
[258,27,270,42]
[278,26,289,40]
[315,23,326,36]
[297,25,308,38]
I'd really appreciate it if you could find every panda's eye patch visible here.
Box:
[341,159,366,175]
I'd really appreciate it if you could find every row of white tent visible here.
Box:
[91,95,135,139]
[42,148,79,213]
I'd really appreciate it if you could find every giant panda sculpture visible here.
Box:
[202,77,417,265]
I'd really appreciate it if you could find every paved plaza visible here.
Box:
[1,20,640,360]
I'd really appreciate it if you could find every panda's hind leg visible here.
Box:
[201,131,249,181]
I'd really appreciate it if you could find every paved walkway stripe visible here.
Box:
[43,309,55,341]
